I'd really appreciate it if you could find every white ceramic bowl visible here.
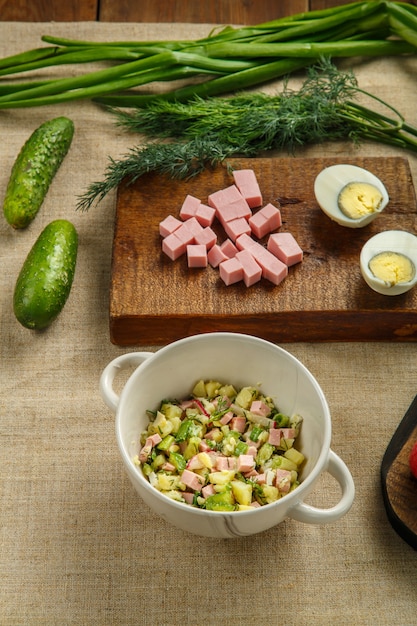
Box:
[100,333,354,538]
[360,230,417,296]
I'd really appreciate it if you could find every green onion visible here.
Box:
[168,452,187,473]
[0,1,415,109]
[175,419,193,443]
[388,1,417,46]
[204,39,414,60]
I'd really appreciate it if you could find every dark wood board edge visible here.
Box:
[381,395,417,551]
[110,309,417,346]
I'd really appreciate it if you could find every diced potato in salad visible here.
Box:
[133,380,305,511]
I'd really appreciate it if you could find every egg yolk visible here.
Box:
[369,251,415,286]
[338,182,383,219]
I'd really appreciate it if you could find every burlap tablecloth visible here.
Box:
[1,21,416,626]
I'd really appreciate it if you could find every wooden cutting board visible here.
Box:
[110,156,417,346]
[381,395,417,551]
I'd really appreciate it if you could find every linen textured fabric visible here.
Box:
[1,22,417,626]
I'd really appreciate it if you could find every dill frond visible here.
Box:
[77,61,417,211]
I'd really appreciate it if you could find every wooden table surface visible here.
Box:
[2,0,415,24]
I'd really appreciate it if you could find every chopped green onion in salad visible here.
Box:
[134,380,305,511]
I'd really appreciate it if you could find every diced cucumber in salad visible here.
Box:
[133,380,305,511]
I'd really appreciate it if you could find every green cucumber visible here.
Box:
[13,219,78,330]
[3,116,74,229]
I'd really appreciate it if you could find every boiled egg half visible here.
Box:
[314,164,389,228]
[360,230,417,296]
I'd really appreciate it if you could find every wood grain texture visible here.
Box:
[1,1,415,23]
[109,156,417,346]
[99,0,308,24]
[381,395,417,551]
[0,0,97,21]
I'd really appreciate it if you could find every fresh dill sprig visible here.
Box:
[77,61,417,211]
[76,138,240,212]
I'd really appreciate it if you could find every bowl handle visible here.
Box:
[289,450,355,524]
[100,352,153,412]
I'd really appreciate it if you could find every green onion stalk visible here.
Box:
[0,1,415,108]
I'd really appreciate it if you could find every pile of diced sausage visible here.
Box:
[159,168,303,287]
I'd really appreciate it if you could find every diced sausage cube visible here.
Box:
[232,169,263,208]
[219,411,234,425]
[180,194,201,220]
[230,415,246,433]
[159,214,182,237]
[202,484,216,498]
[195,203,216,227]
[182,217,204,239]
[182,492,195,504]
[220,239,238,258]
[249,203,282,238]
[248,211,268,240]
[194,226,217,250]
[215,456,230,471]
[260,203,282,229]
[275,469,292,493]
[187,244,208,268]
[268,428,283,446]
[235,232,257,252]
[223,217,251,242]
[208,184,244,210]
[219,257,244,286]
[250,400,271,417]
[162,232,186,260]
[175,222,196,245]
[216,198,251,225]
[267,232,303,266]
[139,433,162,462]
[280,428,297,439]
[255,248,288,286]
[236,234,288,285]
[235,249,262,287]
[180,469,205,491]
[208,244,229,268]
[237,455,256,473]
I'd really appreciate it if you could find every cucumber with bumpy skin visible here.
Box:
[3,116,74,229]
[13,219,78,330]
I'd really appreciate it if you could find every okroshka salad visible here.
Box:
[134,380,305,511]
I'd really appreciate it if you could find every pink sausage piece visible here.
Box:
[232,169,263,208]
[236,233,288,286]
[219,256,244,286]
[216,197,251,225]
[220,239,238,258]
[180,194,201,220]
[175,222,197,246]
[223,217,251,243]
[180,469,205,491]
[208,244,229,268]
[187,244,208,268]
[194,226,217,250]
[162,232,186,261]
[267,232,303,266]
[159,214,182,237]
[208,184,244,210]
[235,249,262,287]
[195,203,216,227]
[249,203,282,239]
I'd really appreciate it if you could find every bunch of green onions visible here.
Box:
[0,1,416,108]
